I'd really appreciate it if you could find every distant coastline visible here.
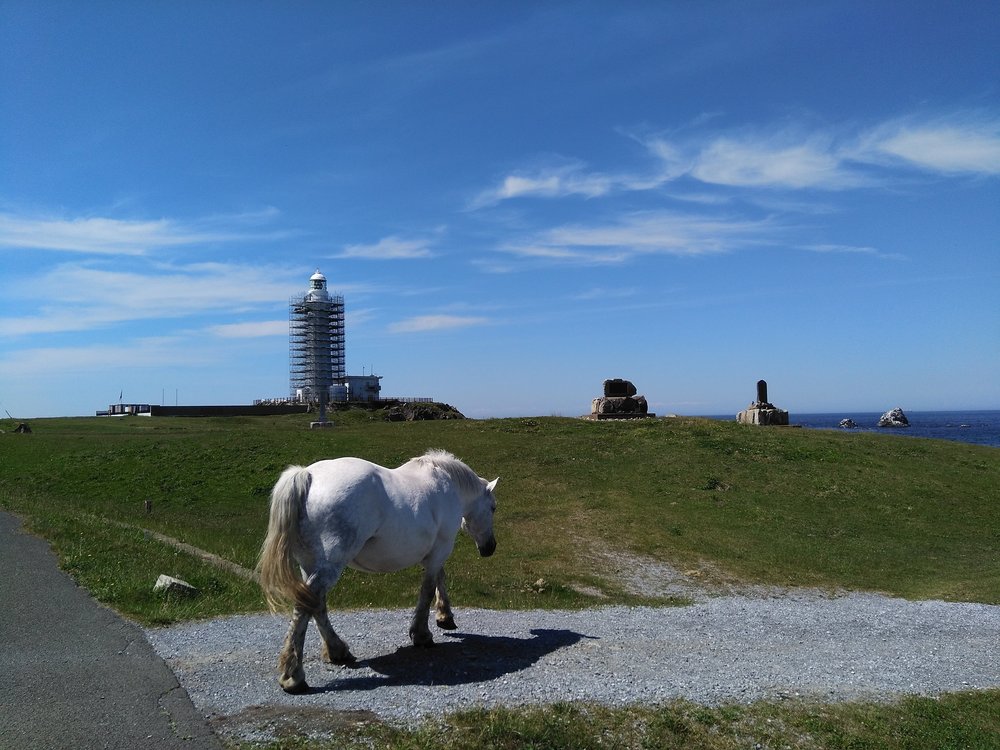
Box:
[705,410,1000,449]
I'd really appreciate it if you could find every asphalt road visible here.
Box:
[0,511,222,749]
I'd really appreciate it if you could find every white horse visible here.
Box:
[258,449,498,693]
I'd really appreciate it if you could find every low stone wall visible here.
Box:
[148,405,309,417]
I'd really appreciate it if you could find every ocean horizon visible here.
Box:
[704,409,1000,449]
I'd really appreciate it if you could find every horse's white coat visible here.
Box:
[257,449,497,693]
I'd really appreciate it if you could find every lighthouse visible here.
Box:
[289,270,345,426]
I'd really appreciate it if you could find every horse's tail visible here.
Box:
[257,465,320,614]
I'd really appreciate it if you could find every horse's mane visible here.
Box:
[410,449,484,495]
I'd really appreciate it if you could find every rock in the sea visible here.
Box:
[877,407,909,428]
[839,418,857,428]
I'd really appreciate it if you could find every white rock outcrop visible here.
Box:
[877,407,909,428]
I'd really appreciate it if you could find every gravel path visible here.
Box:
[146,592,1000,742]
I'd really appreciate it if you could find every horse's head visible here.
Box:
[462,477,498,557]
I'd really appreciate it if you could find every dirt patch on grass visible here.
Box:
[574,537,812,601]
[214,705,380,744]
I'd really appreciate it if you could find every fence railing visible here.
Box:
[253,396,435,406]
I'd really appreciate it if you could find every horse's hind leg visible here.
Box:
[278,607,310,693]
[277,568,345,692]
[434,568,457,631]
[302,563,354,665]
[313,605,355,665]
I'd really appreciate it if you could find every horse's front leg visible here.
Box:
[278,606,311,693]
[409,567,438,647]
[434,567,457,631]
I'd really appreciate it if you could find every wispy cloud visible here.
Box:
[571,287,640,301]
[207,320,288,338]
[388,314,490,333]
[681,116,1000,183]
[471,130,859,206]
[471,114,1000,208]
[336,234,436,260]
[688,136,859,189]
[470,162,614,208]
[470,151,687,209]
[0,262,299,336]
[803,243,907,261]
[0,215,196,255]
[470,258,517,274]
[0,209,290,255]
[498,242,621,263]
[0,336,216,376]
[857,119,1000,175]
[499,211,778,265]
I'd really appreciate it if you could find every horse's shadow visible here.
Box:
[310,628,592,693]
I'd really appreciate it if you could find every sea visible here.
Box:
[707,410,1000,449]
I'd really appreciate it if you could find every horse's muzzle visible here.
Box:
[478,536,497,557]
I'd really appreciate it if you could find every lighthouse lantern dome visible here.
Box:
[306,269,329,301]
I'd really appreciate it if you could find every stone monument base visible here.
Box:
[585,412,657,420]
[737,403,789,426]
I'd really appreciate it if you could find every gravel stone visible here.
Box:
[145,592,1000,742]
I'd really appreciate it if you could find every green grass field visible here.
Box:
[2,412,998,749]
[1,411,998,624]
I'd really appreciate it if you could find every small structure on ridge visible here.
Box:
[736,379,789,426]
[588,379,654,419]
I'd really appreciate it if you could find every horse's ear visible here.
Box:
[487,477,499,492]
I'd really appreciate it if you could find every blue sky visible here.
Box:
[2,2,998,419]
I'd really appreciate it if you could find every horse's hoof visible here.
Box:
[322,643,357,665]
[409,629,435,648]
[330,651,357,666]
[436,615,458,630]
[279,677,309,694]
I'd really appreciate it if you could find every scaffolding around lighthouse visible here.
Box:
[288,270,344,423]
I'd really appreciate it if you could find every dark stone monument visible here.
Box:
[604,378,638,398]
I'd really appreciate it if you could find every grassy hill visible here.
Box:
[1,412,997,626]
[3,412,999,749]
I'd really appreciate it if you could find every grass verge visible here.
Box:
[226,691,1000,749]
